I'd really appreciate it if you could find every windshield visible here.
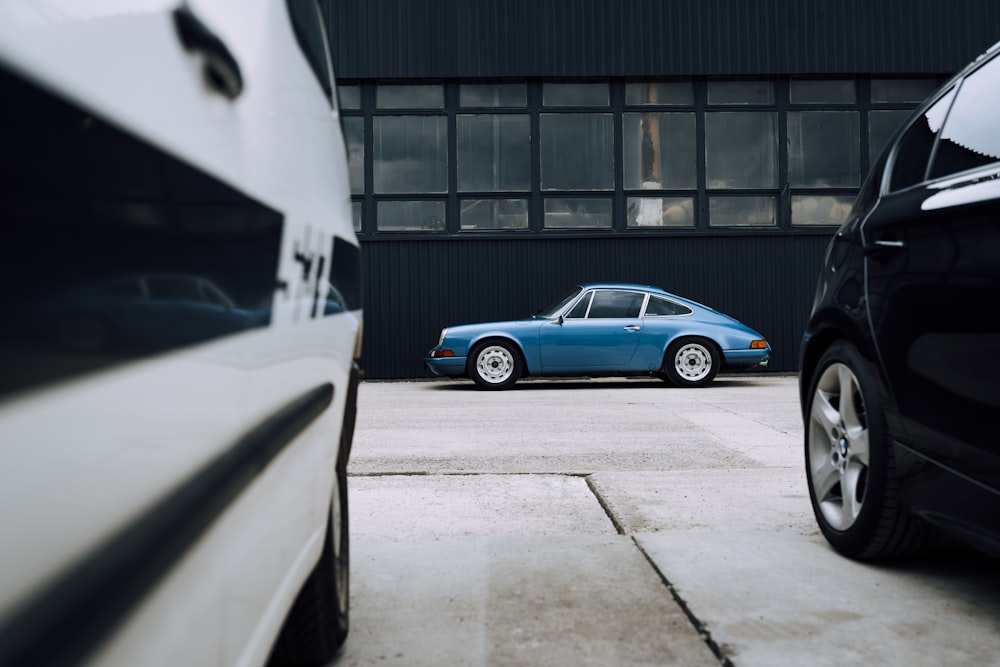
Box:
[535,286,583,317]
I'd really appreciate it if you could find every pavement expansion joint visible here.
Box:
[632,537,734,667]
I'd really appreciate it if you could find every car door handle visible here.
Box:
[623,325,641,331]
[173,5,244,100]
[863,238,906,260]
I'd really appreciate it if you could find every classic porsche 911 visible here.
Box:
[425,283,770,390]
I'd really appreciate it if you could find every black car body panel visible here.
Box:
[801,41,1000,557]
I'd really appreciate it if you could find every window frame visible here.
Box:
[339,76,941,238]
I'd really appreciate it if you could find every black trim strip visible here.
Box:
[0,382,335,667]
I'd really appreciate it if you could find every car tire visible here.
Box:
[267,458,349,665]
[662,338,719,388]
[469,340,522,390]
[804,340,938,560]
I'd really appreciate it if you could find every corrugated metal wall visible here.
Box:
[360,234,830,378]
[329,0,1000,379]
[329,0,1000,79]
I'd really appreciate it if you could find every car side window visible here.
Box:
[565,292,592,318]
[644,295,692,317]
[928,56,1000,180]
[888,87,955,192]
[587,291,644,319]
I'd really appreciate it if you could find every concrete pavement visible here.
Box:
[336,376,1000,666]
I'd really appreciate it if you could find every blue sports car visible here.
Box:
[425,283,770,390]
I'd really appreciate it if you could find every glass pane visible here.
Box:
[708,80,774,105]
[623,112,696,189]
[588,291,644,319]
[705,113,778,188]
[342,116,365,195]
[543,83,609,107]
[457,115,530,191]
[644,296,691,317]
[460,199,529,230]
[871,79,939,104]
[544,198,612,229]
[351,201,361,232]
[869,110,912,164]
[373,116,447,193]
[566,292,592,318]
[540,114,614,190]
[788,111,860,187]
[460,84,527,107]
[625,81,694,106]
[338,85,361,110]
[627,197,694,227]
[709,197,775,226]
[376,200,445,231]
[376,84,443,109]
[790,79,855,104]
[889,88,955,191]
[930,56,1000,179]
[791,195,855,226]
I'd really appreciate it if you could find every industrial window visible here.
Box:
[790,79,855,104]
[540,114,614,192]
[341,77,938,236]
[373,116,447,194]
[787,111,860,187]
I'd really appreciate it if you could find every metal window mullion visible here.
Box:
[776,78,789,230]
[694,79,707,230]
[611,81,625,232]
[446,82,458,234]
[362,82,375,235]
[529,80,542,232]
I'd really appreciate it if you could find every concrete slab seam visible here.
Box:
[631,537,733,667]
[584,474,626,536]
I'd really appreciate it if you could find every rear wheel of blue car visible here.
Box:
[804,341,938,559]
[663,338,719,388]
[469,340,521,390]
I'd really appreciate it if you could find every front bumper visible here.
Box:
[424,354,467,377]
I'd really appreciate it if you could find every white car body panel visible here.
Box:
[0,0,359,664]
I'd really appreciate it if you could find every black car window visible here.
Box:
[148,278,203,303]
[565,292,592,318]
[587,291,644,319]
[644,295,692,317]
[888,87,955,192]
[929,56,1000,180]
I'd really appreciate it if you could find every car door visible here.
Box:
[862,55,1000,493]
[539,289,645,372]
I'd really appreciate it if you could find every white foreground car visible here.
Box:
[0,1,361,665]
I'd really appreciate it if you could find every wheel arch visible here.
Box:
[660,334,722,369]
[800,311,878,412]
[466,335,530,378]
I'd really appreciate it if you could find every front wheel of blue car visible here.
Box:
[469,340,522,390]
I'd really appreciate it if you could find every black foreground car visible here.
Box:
[800,41,1000,560]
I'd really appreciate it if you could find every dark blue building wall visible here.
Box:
[329,0,1000,379]
[328,0,1000,79]
[361,235,830,378]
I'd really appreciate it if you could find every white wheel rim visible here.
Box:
[808,362,871,531]
[476,345,514,384]
[673,343,712,382]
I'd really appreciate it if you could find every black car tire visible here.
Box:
[662,338,719,388]
[804,340,938,560]
[469,340,522,390]
[267,459,350,666]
